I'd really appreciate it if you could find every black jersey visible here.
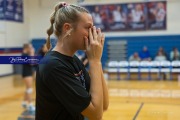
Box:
[35,51,91,120]
[22,53,33,77]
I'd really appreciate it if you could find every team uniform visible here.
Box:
[112,10,125,23]
[92,12,104,29]
[156,8,166,22]
[35,51,91,120]
[22,53,33,78]
[131,9,143,23]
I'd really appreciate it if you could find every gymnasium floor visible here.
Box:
[0,75,180,120]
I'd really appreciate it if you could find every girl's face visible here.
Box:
[27,44,34,53]
[23,44,33,54]
[69,13,93,50]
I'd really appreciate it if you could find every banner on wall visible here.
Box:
[147,1,166,30]
[0,0,5,20]
[5,0,15,21]
[83,1,166,32]
[85,4,128,32]
[0,0,23,22]
[126,3,147,31]
[14,0,23,22]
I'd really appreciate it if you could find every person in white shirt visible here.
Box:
[150,2,166,23]
[92,6,104,29]
[129,52,141,61]
[154,51,167,61]
[112,6,126,23]
[156,3,166,22]
[170,47,180,61]
[131,4,144,23]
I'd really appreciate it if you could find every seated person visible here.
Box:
[170,47,180,61]
[154,51,167,61]
[172,52,180,61]
[157,46,168,59]
[139,46,151,61]
[129,52,141,61]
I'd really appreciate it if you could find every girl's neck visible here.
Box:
[52,42,76,57]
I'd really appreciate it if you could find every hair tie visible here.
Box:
[59,2,68,8]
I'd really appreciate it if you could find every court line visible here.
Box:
[132,102,144,120]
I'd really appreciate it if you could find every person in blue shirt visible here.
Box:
[139,46,151,61]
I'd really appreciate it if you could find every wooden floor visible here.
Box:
[0,75,180,120]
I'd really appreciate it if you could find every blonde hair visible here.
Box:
[46,2,89,50]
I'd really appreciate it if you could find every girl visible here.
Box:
[22,43,35,112]
[36,2,109,120]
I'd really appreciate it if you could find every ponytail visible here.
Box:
[46,2,68,50]
[46,13,55,50]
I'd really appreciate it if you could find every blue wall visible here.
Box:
[104,35,180,62]
[32,35,180,68]
[31,38,56,54]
